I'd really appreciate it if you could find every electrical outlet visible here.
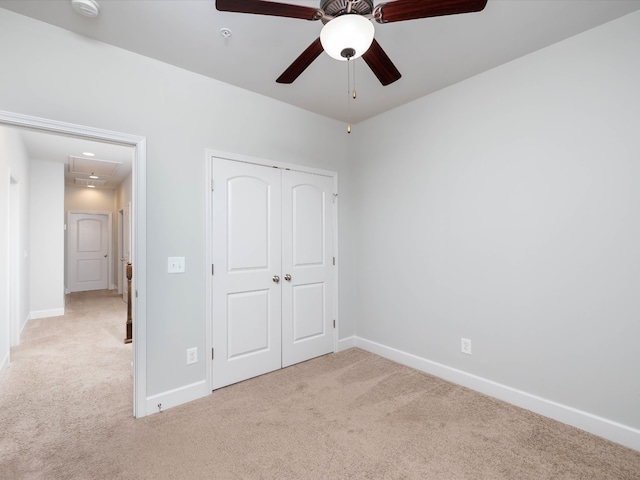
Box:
[461,338,472,355]
[187,347,197,365]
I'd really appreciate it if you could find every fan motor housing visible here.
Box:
[320,0,373,18]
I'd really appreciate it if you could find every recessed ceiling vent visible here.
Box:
[69,156,120,177]
[71,0,100,18]
[75,178,106,187]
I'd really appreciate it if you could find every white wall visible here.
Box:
[353,10,640,445]
[115,173,132,290]
[4,4,635,449]
[0,127,30,367]
[13,135,30,342]
[116,172,132,213]
[0,9,352,405]
[65,185,115,212]
[64,177,134,290]
[29,160,64,318]
[0,130,9,375]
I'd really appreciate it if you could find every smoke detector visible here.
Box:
[71,0,100,18]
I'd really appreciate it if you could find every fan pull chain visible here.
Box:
[352,59,357,100]
[347,57,352,134]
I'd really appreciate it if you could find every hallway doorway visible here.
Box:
[0,110,147,417]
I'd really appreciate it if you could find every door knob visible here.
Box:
[284,274,291,281]
[104,254,108,257]
[272,275,280,284]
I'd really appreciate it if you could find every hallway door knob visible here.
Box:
[272,275,280,284]
[284,274,291,281]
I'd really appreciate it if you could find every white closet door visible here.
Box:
[281,170,334,367]
[212,159,282,390]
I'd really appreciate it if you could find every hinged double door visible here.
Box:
[212,158,335,390]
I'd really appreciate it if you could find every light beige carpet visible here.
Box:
[1,290,639,479]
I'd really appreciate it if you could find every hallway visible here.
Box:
[0,290,131,477]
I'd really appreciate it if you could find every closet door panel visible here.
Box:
[282,171,334,367]
[212,159,282,389]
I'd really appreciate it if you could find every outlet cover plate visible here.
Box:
[187,347,197,365]
[461,338,472,355]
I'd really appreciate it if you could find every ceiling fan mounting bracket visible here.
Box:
[320,0,373,21]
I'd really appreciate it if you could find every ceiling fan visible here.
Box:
[216,0,488,86]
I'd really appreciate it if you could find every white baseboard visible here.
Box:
[29,308,65,320]
[10,315,30,348]
[354,336,640,452]
[145,379,209,415]
[0,351,9,379]
[338,335,356,351]
[18,314,30,344]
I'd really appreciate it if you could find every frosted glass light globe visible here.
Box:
[320,14,375,61]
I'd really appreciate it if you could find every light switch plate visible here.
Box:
[168,257,186,274]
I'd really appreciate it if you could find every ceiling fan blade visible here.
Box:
[276,38,324,84]
[375,0,487,23]
[216,0,322,21]
[362,39,401,86]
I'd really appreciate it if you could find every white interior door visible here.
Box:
[212,159,282,390]
[281,170,334,367]
[211,158,336,389]
[68,212,110,292]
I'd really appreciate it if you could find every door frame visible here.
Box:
[117,202,131,302]
[118,208,124,296]
[66,210,113,293]
[205,149,339,391]
[0,110,148,418]
[8,173,20,347]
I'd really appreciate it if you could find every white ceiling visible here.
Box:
[15,127,133,190]
[1,0,639,125]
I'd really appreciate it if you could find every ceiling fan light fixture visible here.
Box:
[71,0,100,18]
[320,14,374,61]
